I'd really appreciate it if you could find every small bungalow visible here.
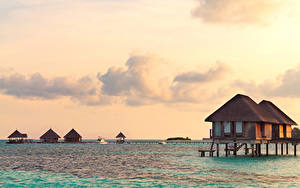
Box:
[202,94,298,157]
[116,132,126,144]
[7,130,28,143]
[40,128,61,143]
[64,128,82,143]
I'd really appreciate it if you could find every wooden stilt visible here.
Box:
[281,143,284,155]
[245,144,248,155]
[234,143,237,156]
[294,144,297,157]
[217,144,219,157]
[275,144,278,156]
[258,144,261,157]
[286,143,288,155]
[266,143,269,156]
[251,144,254,157]
[225,144,228,157]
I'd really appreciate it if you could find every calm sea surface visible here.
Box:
[1,140,300,187]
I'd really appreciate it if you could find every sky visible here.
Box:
[1,0,300,139]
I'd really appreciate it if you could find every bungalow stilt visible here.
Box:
[266,143,269,156]
[281,143,284,155]
[275,144,278,155]
[245,144,248,155]
[225,144,228,157]
[234,143,237,156]
[286,143,289,155]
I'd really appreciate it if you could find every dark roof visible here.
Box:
[205,94,279,123]
[8,130,27,138]
[40,129,61,139]
[259,100,297,125]
[116,132,126,138]
[64,129,82,139]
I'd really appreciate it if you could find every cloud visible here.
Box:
[191,0,287,25]
[234,64,300,98]
[173,62,230,83]
[98,55,174,105]
[98,55,231,106]
[0,55,231,107]
[0,73,110,105]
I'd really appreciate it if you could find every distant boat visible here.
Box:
[98,137,108,144]
[159,141,167,145]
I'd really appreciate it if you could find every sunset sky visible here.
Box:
[1,0,300,139]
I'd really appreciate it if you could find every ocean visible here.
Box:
[0,140,300,187]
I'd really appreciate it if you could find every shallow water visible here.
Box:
[0,141,300,187]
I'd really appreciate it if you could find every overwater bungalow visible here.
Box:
[64,128,82,143]
[116,132,126,144]
[40,128,61,143]
[7,130,28,144]
[200,94,299,157]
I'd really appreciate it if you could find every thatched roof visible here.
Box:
[259,100,297,125]
[40,129,61,139]
[116,132,126,138]
[8,130,27,138]
[205,94,279,123]
[64,129,82,139]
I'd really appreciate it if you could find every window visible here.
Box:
[236,122,243,134]
[279,125,284,138]
[286,125,292,138]
[224,121,231,134]
[214,122,221,137]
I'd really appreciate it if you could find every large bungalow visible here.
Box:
[206,94,296,141]
[202,94,298,157]
[7,130,28,144]
[64,128,82,143]
[40,129,61,143]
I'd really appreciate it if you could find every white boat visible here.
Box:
[159,141,167,145]
[98,137,108,144]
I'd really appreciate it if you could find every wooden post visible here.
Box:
[258,144,261,157]
[275,144,278,156]
[225,143,228,157]
[281,143,284,155]
[251,144,254,157]
[286,143,289,155]
[234,143,237,156]
[266,143,269,156]
[217,144,219,157]
[245,144,248,155]
[202,151,205,157]
[294,144,297,156]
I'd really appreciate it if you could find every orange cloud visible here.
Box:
[0,55,232,107]
[234,64,300,98]
[192,0,288,25]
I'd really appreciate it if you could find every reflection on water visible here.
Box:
[0,142,300,187]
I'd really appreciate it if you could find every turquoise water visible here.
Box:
[1,141,300,187]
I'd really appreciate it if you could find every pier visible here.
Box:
[199,139,300,157]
